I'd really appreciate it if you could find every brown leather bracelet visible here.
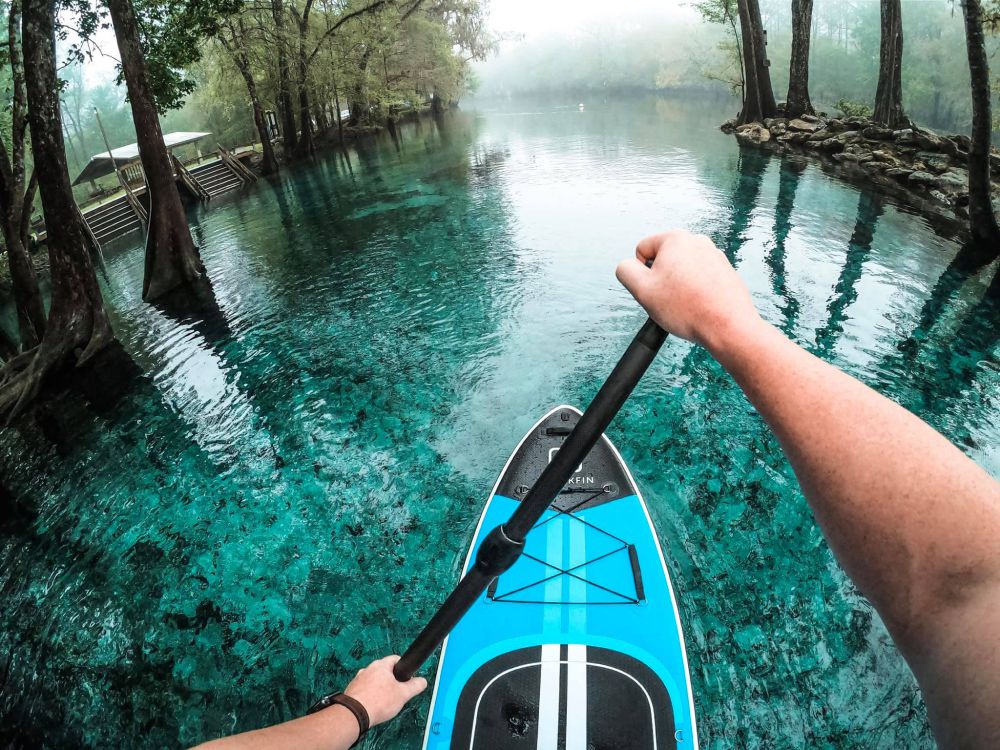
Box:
[306,692,370,748]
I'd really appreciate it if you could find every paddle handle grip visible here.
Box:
[393,317,667,681]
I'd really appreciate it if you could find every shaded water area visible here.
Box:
[2,96,998,748]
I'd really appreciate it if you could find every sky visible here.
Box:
[72,0,701,89]
[487,0,698,38]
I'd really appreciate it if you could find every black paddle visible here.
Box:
[394,316,668,681]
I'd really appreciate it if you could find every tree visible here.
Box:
[271,0,298,152]
[958,0,1000,251]
[0,0,45,351]
[785,0,814,119]
[736,0,777,124]
[106,0,205,301]
[1,0,113,418]
[216,15,280,176]
[872,0,908,128]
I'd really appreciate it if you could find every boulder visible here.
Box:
[843,117,867,130]
[770,122,788,136]
[928,190,950,204]
[913,130,945,152]
[807,129,833,142]
[735,123,771,145]
[800,114,821,123]
[955,193,970,207]
[861,125,894,140]
[950,134,972,152]
[788,118,821,133]
[907,170,938,186]
[990,153,1000,174]
[893,128,918,144]
[826,119,846,133]
[778,131,810,144]
[818,138,845,153]
[916,151,951,174]
[870,150,902,167]
[885,167,913,180]
[936,138,960,157]
[935,171,968,191]
[833,152,861,163]
[721,119,738,134]
[763,117,787,129]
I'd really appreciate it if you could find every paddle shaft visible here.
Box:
[394,317,667,681]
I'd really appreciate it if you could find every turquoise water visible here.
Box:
[2,96,998,748]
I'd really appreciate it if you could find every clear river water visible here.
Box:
[1,96,998,749]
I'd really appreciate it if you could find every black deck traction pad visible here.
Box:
[495,408,635,512]
[450,645,677,749]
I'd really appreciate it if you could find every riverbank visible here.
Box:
[723,114,1000,234]
[0,105,444,309]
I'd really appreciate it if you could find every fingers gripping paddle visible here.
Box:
[393,317,667,681]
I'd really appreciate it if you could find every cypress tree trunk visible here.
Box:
[106,0,205,301]
[736,0,777,125]
[294,47,315,158]
[0,0,46,350]
[959,0,1000,251]
[272,0,298,152]
[349,49,372,126]
[873,0,908,128]
[1,219,45,350]
[3,0,113,417]
[245,74,280,177]
[220,25,280,177]
[785,0,814,119]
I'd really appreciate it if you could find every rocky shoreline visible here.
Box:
[723,114,1000,234]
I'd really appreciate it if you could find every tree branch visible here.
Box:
[308,0,391,64]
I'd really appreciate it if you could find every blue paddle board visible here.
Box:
[422,405,698,749]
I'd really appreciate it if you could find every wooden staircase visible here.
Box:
[188,160,244,198]
[83,195,143,245]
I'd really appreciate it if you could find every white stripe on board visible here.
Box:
[536,644,561,749]
[565,645,588,750]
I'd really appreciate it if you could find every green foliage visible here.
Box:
[128,0,243,112]
[835,99,872,119]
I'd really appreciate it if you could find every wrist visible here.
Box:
[323,704,361,745]
[698,313,770,362]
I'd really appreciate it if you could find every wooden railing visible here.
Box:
[172,153,211,202]
[116,169,148,224]
[75,204,105,266]
[218,145,258,183]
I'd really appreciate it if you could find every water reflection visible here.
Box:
[767,155,805,334]
[814,189,885,356]
[719,145,770,265]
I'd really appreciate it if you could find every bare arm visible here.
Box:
[191,656,427,750]
[617,231,1000,749]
